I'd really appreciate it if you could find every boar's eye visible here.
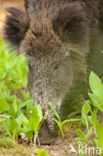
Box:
[54,64,59,70]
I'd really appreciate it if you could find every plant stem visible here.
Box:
[0,114,10,118]
[33,132,38,149]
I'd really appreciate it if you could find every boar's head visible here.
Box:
[5,0,89,144]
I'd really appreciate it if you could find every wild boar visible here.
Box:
[4,0,103,144]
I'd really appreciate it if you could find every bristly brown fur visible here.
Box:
[4,0,90,49]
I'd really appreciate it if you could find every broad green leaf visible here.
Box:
[20,128,32,133]
[22,116,31,129]
[88,93,103,111]
[36,105,43,122]
[29,105,43,133]
[30,105,43,121]
[16,113,24,129]
[26,100,33,115]
[18,101,27,109]
[89,72,103,101]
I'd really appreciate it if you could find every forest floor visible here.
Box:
[0,120,95,156]
[0,123,91,156]
[0,131,78,156]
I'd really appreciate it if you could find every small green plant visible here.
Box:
[48,102,81,138]
[76,71,103,156]
[35,148,49,156]
[0,97,45,145]
[21,104,47,146]
[0,85,34,139]
[0,38,46,147]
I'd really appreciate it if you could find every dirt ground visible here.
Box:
[0,1,95,156]
[0,125,95,156]
[0,133,78,156]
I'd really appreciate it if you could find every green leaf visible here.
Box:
[68,110,81,118]
[91,109,97,126]
[20,128,32,133]
[0,98,7,113]
[76,129,87,141]
[22,91,31,100]
[29,105,43,134]
[88,93,103,111]
[12,96,18,113]
[82,100,91,129]
[16,113,24,129]
[89,71,103,102]
[62,119,81,126]
[10,119,18,139]
[53,118,64,138]
[35,105,43,122]
[48,102,61,121]
[22,116,31,129]
[95,120,103,153]
[0,118,5,124]
[86,126,93,137]
[93,138,99,148]
[26,100,33,115]
[2,119,11,137]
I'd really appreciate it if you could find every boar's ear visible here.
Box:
[5,7,28,47]
[24,0,29,10]
[53,3,88,44]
